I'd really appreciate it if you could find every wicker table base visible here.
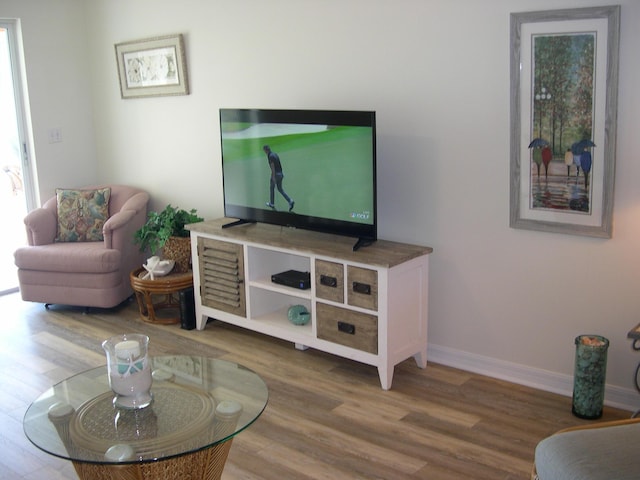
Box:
[71,440,233,480]
[130,268,193,325]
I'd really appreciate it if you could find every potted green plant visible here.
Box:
[134,205,203,272]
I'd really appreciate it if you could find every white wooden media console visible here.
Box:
[188,218,432,389]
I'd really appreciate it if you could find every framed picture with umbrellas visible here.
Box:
[509,6,620,238]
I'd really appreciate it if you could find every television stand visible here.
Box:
[187,218,432,390]
[352,237,375,251]
[221,218,255,229]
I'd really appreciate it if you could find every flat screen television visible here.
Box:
[219,108,377,250]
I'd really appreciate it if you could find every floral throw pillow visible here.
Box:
[55,188,111,242]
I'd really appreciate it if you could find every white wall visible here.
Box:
[7,0,640,408]
[1,0,98,202]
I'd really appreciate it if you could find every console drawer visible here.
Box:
[316,303,377,354]
[315,259,344,303]
[347,266,378,311]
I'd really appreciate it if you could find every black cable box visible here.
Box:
[271,269,311,290]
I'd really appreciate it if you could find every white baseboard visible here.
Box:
[428,343,639,413]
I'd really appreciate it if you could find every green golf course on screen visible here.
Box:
[221,123,374,225]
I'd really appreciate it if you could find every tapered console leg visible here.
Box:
[413,348,427,369]
[196,313,208,330]
[378,365,393,390]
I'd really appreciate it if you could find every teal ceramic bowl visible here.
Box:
[287,305,310,325]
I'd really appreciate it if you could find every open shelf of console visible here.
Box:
[188,218,432,390]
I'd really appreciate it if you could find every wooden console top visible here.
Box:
[187,218,432,268]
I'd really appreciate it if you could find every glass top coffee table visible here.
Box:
[23,355,268,480]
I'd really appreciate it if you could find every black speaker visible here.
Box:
[179,287,196,330]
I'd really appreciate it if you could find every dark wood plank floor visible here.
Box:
[0,292,631,479]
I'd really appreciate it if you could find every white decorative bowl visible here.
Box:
[151,260,175,276]
[141,257,175,280]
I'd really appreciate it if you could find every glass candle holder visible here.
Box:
[572,334,609,419]
[102,334,153,409]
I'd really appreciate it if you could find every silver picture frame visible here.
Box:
[115,34,189,99]
[509,6,620,238]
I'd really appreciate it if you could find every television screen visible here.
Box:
[220,109,377,248]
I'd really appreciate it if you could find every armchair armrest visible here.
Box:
[103,209,136,235]
[24,204,57,246]
[118,192,150,214]
[103,192,149,251]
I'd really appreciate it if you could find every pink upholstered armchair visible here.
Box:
[14,185,149,309]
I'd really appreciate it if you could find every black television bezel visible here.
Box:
[219,108,377,244]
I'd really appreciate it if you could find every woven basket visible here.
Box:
[162,236,192,273]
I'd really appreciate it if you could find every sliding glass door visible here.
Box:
[0,20,35,294]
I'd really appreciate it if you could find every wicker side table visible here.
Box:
[130,267,193,325]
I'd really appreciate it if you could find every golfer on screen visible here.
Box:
[263,145,294,212]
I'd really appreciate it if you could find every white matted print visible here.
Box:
[509,6,620,238]
[115,34,189,99]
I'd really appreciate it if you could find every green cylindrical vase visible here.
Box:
[572,334,609,419]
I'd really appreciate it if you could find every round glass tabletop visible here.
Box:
[23,356,268,464]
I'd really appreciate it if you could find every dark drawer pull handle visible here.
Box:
[320,275,337,287]
[338,321,355,335]
[352,281,371,295]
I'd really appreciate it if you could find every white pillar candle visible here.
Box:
[115,340,140,360]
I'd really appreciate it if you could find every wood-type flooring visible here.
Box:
[0,293,631,479]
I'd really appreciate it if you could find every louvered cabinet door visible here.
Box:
[198,237,246,317]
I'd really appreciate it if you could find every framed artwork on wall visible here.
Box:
[115,34,189,99]
[509,6,620,238]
